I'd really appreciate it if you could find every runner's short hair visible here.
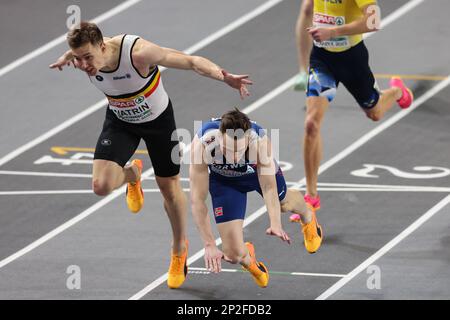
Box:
[219,108,251,138]
[67,21,104,49]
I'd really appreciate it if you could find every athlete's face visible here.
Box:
[220,133,248,164]
[72,42,106,76]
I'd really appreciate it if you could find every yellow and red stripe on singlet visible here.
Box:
[105,68,161,108]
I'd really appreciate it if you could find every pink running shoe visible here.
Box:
[390,77,414,109]
[304,194,321,210]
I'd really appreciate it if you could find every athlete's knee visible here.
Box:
[281,201,294,213]
[366,111,382,122]
[159,178,184,203]
[92,179,114,196]
[304,116,321,138]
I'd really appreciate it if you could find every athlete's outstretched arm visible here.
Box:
[308,4,380,42]
[256,137,290,244]
[190,136,224,273]
[132,38,253,99]
[49,49,75,70]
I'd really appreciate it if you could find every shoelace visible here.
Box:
[169,254,185,274]
[127,182,140,199]
[303,221,317,241]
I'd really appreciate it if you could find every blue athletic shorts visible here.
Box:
[306,41,380,109]
[209,169,287,224]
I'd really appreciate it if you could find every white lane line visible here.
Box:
[130,72,450,300]
[312,187,450,192]
[0,190,94,196]
[316,182,450,190]
[311,187,450,192]
[2,185,449,196]
[0,188,180,196]
[188,267,346,278]
[0,170,192,181]
[316,194,450,300]
[183,0,283,55]
[189,267,239,273]
[376,0,425,31]
[0,170,92,178]
[0,0,284,167]
[2,169,449,192]
[291,272,346,278]
[0,0,143,78]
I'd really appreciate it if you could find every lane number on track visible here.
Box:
[351,164,450,179]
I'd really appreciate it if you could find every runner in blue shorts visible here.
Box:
[189,109,322,288]
[293,0,414,216]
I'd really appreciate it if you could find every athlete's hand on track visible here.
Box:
[204,244,224,273]
[266,226,291,244]
[307,27,334,43]
[222,69,253,100]
[49,55,75,71]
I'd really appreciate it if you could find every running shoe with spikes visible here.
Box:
[390,77,414,109]
[301,207,323,254]
[243,242,269,288]
[167,239,189,289]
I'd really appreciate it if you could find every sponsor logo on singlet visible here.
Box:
[113,73,132,80]
[313,13,349,48]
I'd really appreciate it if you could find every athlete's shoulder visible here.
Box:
[130,37,162,67]
[104,34,126,45]
[250,121,266,137]
[197,119,221,138]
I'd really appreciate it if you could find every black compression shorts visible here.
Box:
[307,41,380,109]
[94,100,180,177]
